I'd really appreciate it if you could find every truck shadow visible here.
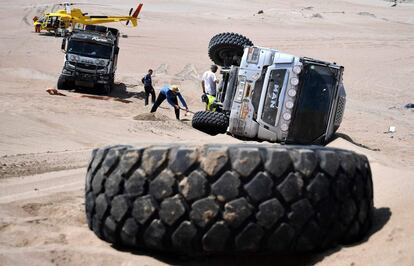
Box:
[37,32,63,38]
[111,82,146,100]
[72,82,146,99]
[113,207,391,266]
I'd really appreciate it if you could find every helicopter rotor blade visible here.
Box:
[126,7,133,26]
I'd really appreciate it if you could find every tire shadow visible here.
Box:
[112,207,391,266]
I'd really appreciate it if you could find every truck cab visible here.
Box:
[227,46,346,144]
[58,25,120,94]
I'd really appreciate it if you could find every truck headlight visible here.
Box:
[283,112,291,120]
[97,60,106,66]
[281,124,289,131]
[285,101,294,109]
[293,65,302,74]
[288,89,297,97]
[68,54,80,62]
[290,77,299,86]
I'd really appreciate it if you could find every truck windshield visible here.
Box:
[261,69,286,126]
[287,64,338,144]
[67,40,112,59]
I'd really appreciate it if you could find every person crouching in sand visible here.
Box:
[150,85,189,120]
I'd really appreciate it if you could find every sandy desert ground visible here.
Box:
[0,0,413,265]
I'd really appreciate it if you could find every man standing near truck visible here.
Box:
[201,65,219,110]
[201,65,218,96]
[142,69,156,106]
[150,85,189,120]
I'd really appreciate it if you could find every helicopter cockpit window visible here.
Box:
[67,40,112,59]
[46,16,61,28]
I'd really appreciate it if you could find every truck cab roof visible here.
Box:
[70,26,119,46]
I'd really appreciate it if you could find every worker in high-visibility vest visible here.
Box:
[201,93,217,111]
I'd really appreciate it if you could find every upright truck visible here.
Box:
[58,25,120,94]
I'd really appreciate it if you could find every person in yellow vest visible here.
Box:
[201,93,217,111]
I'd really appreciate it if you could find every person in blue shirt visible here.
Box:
[142,69,155,106]
[150,85,189,119]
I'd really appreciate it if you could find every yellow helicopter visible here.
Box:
[33,2,143,35]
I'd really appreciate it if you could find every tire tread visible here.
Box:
[85,144,373,255]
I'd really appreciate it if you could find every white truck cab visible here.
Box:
[228,47,346,144]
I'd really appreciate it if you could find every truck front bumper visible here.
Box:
[61,70,111,87]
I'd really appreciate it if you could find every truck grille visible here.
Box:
[74,63,105,71]
[334,96,346,126]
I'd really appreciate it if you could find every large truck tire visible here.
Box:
[85,144,373,256]
[208,32,254,67]
[192,111,229,135]
[57,75,70,90]
[103,83,113,96]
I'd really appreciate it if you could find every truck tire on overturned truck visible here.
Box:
[208,32,254,67]
[85,144,373,255]
[192,111,229,135]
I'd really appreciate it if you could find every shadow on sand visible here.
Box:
[72,82,145,100]
[110,82,146,100]
[37,32,62,38]
[329,132,381,151]
[111,207,391,266]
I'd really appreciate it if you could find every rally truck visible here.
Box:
[58,25,120,94]
[192,33,346,145]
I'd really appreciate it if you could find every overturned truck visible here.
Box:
[193,33,346,145]
[84,33,373,256]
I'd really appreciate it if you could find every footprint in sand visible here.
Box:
[22,202,52,216]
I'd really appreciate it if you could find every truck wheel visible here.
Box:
[96,84,112,96]
[192,111,229,135]
[57,75,70,90]
[104,84,112,96]
[208,32,254,67]
[85,144,373,255]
